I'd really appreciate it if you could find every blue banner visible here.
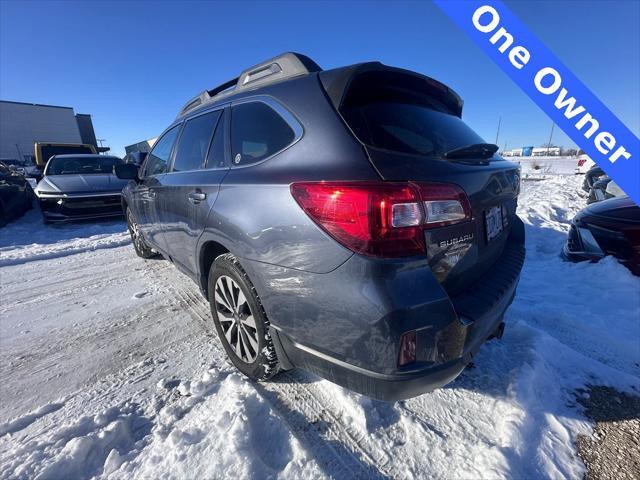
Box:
[434,0,640,204]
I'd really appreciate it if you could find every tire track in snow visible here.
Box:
[169,278,402,479]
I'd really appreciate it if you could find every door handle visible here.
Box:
[188,191,207,204]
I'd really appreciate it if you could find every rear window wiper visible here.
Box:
[443,143,499,160]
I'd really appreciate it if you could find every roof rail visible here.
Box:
[177,52,321,118]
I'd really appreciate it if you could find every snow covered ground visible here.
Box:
[0,175,638,479]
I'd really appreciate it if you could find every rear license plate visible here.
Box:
[485,205,504,242]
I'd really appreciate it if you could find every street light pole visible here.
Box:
[546,122,555,156]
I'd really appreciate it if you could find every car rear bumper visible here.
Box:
[243,216,525,401]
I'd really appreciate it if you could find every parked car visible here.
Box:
[36,154,127,224]
[0,161,34,226]
[1,158,27,176]
[582,165,607,193]
[587,176,611,204]
[30,142,98,182]
[575,152,595,174]
[564,196,640,276]
[116,53,525,401]
[605,180,625,199]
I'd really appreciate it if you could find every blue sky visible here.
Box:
[1,0,638,157]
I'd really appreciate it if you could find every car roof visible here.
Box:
[175,52,463,121]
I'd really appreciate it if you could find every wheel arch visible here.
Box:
[198,239,230,298]
[121,195,129,214]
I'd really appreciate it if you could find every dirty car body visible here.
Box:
[119,53,525,401]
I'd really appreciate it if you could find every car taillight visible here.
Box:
[415,183,472,228]
[290,181,471,258]
[578,159,586,166]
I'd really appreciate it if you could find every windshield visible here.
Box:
[342,102,486,158]
[46,156,123,175]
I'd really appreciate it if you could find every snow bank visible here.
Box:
[511,156,578,176]
[0,209,129,267]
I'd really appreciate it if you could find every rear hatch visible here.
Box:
[320,65,521,295]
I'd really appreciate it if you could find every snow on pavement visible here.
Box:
[0,174,638,479]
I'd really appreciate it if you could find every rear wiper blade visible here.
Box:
[443,143,499,160]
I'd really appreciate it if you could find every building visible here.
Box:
[125,137,158,154]
[502,146,561,157]
[0,100,107,164]
[532,147,561,156]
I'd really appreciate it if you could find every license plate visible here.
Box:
[485,205,504,242]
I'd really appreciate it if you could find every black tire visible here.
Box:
[0,203,6,228]
[24,184,34,211]
[25,184,36,210]
[208,253,279,381]
[126,207,157,259]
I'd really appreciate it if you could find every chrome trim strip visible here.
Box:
[37,191,122,199]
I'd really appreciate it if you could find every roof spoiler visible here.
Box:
[319,63,464,118]
[178,52,322,118]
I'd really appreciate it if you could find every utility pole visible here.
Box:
[546,122,555,156]
[495,116,502,145]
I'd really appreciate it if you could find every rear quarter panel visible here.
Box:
[199,74,381,274]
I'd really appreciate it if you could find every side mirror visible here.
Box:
[125,151,147,166]
[136,151,148,166]
[114,163,139,181]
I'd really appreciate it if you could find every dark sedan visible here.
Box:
[564,196,640,276]
[35,154,129,224]
[0,161,33,226]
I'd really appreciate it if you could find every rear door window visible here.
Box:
[172,111,221,172]
[206,110,227,169]
[231,102,295,166]
[143,125,180,177]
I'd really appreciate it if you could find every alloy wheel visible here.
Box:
[214,275,259,363]
[127,210,142,246]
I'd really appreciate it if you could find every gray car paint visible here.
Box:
[37,174,129,195]
[120,61,524,400]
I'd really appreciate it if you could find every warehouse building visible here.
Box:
[125,137,157,154]
[0,100,107,164]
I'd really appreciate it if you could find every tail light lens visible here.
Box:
[290,181,471,258]
[417,183,472,228]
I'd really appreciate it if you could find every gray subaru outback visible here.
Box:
[116,52,524,401]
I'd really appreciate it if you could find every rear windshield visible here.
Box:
[342,102,486,157]
[46,156,122,175]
